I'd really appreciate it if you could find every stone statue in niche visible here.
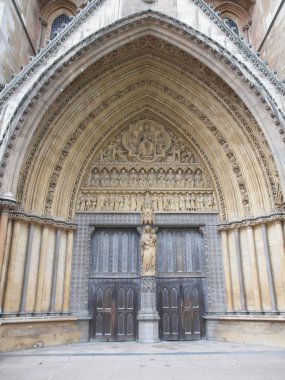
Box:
[101,169,110,187]
[120,169,129,187]
[141,225,157,276]
[137,123,156,158]
[113,137,128,161]
[185,169,195,187]
[205,193,215,210]
[181,146,195,163]
[91,168,101,187]
[110,168,119,187]
[175,169,184,188]
[137,194,145,211]
[194,169,204,188]
[157,169,165,188]
[165,169,175,187]
[148,169,157,187]
[129,169,139,187]
[139,169,148,188]
[196,193,204,210]
[167,140,181,162]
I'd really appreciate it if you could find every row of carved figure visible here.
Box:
[77,192,216,212]
[89,168,206,188]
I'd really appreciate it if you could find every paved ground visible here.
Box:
[1,340,285,380]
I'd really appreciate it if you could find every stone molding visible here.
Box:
[0,198,17,211]
[205,314,285,322]
[218,212,285,231]
[0,316,79,324]
[8,210,77,230]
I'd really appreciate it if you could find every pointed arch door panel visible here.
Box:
[89,280,139,341]
[157,279,204,341]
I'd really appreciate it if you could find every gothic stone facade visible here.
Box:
[1,0,285,351]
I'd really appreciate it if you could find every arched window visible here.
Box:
[224,18,239,35]
[50,14,71,39]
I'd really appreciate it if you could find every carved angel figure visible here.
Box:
[141,225,157,276]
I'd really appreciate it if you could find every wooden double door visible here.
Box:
[89,227,204,341]
[89,278,204,341]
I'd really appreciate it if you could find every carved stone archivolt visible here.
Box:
[77,119,217,214]
[15,35,281,220]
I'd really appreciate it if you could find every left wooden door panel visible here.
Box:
[89,280,138,341]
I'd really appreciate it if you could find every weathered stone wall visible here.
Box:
[207,317,285,347]
[209,0,285,80]
[250,0,280,48]
[0,318,89,352]
[0,0,40,86]
[253,2,285,78]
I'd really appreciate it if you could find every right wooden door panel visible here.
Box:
[157,279,204,341]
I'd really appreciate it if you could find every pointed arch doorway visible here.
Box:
[73,116,215,342]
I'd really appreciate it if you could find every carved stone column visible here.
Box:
[39,18,48,48]
[0,219,13,312]
[220,230,233,312]
[34,225,49,314]
[2,220,25,315]
[62,230,74,314]
[246,225,262,312]
[0,193,17,289]
[137,224,160,343]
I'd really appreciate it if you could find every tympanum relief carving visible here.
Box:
[77,120,217,213]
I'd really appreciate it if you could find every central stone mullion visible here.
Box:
[137,225,160,343]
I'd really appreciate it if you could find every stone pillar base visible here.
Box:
[137,312,160,343]
[137,276,160,343]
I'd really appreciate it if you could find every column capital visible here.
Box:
[0,193,17,211]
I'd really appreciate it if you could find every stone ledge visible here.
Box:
[0,316,82,325]
[204,314,285,322]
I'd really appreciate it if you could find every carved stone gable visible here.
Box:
[99,119,196,165]
[77,119,217,213]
